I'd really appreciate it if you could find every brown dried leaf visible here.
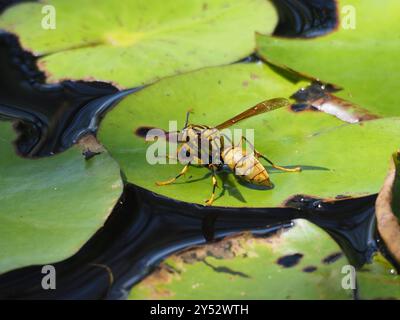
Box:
[375,151,400,263]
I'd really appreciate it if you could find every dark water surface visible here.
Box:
[0,0,391,299]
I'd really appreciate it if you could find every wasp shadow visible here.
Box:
[159,164,330,204]
[215,170,247,203]
[159,166,248,204]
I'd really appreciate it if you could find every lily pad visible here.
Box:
[256,0,400,116]
[98,62,400,207]
[0,0,277,88]
[357,253,400,300]
[0,121,122,274]
[129,219,353,299]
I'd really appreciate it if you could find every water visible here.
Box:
[271,0,338,38]
[0,0,393,299]
[0,184,377,299]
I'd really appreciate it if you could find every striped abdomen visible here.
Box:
[222,146,272,187]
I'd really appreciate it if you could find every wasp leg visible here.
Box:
[165,143,185,163]
[259,154,302,172]
[156,163,190,186]
[205,165,218,206]
[241,136,301,172]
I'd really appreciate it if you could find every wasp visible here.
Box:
[156,98,301,206]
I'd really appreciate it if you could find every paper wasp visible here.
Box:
[156,98,301,206]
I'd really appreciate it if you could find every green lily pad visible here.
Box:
[129,219,352,299]
[0,121,122,274]
[256,0,400,117]
[98,62,400,208]
[357,253,400,300]
[0,0,277,88]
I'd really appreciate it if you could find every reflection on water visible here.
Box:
[0,185,377,299]
[271,0,338,38]
[0,0,390,300]
[0,33,119,156]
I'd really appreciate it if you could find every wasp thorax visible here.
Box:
[177,126,223,165]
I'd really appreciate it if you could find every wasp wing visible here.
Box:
[215,98,289,130]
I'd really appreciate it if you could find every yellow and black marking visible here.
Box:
[155,98,301,206]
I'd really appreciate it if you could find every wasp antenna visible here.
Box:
[183,108,194,129]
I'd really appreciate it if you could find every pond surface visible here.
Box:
[0,0,395,299]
